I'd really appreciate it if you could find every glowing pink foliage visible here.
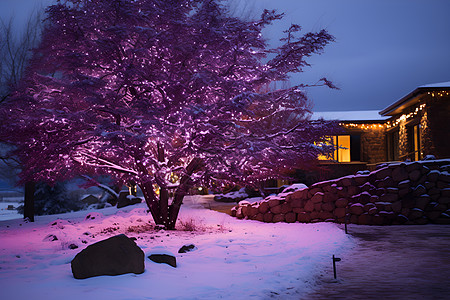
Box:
[0,0,338,228]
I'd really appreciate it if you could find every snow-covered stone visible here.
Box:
[231,159,450,225]
[148,254,177,268]
[71,234,145,279]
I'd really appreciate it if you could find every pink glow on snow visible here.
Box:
[0,197,353,299]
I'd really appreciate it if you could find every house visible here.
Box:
[311,81,450,181]
[311,110,389,180]
[380,81,450,162]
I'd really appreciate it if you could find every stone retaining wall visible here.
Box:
[231,160,450,225]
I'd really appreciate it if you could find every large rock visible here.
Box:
[321,202,335,212]
[358,213,372,225]
[248,206,259,217]
[409,169,422,182]
[427,170,440,182]
[379,193,398,203]
[297,212,311,223]
[352,192,371,204]
[258,201,270,214]
[117,191,142,208]
[335,198,348,208]
[311,192,324,203]
[270,204,282,214]
[280,202,292,214]
[178,244,196,253]
[334,207,347,219]
[254,213,264,222]
[409,208,424,220]
[148,254,177,268]
[360,182,376,193]
[318,211,334,220]
[289,198,303,208]
[354,174,369,185]
[391,201,403,213]
[413,185,427,196]
[323,192,338,203]
[349,203,364,215]
[375,167,392,180]
[398,180,411,190]
[263,212,273,222]
[415,194,431,210]
[392,166,409,182]
[71,234,145,279]
[285,212,297,223]
[304,200,315,212]
[272,213,285,223]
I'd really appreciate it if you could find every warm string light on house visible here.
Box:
[386,103,426,129]
[428,91,450,97]
[339,102,430,131]
[339,90,448,131]
[339,123,386,130]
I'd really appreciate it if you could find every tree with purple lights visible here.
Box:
[0,0,338,229]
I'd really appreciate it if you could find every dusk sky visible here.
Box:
[1,0,449,112]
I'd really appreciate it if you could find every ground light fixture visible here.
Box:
[332,255,342,279]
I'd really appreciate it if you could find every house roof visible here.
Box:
[312,110,389,122]
[379,81,450,116]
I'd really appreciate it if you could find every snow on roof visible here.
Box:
[311,110,389,121]
[418,81,450,88]
[380,81,450,116]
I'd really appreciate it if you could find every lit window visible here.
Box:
[318,136,337,161]
[318,135,351,162]
[337,135,350,162]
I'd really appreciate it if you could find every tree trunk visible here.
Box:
[166,157,204,230]
[159,187,169,226]
[23,181,35,222]
[139,181,162,224]
[139,156,204,230]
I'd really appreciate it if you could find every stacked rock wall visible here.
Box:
[361,128,386,164]
[232,160,450,225]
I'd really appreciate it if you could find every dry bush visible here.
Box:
[177,217,206,232]
[127,223,153,233]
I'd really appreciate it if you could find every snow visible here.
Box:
[278,183,308,198]
[216,187,248,200]
[0,202,21,221]
[0,196,353,300]
[311,110,389,121]
[418,81,450,88]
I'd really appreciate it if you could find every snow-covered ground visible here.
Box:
[0,202,21,221]
[0,196,354,300]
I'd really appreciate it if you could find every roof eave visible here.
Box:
[379,85,450,116]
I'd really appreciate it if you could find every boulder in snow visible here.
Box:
[148,254,177,268]
[71,234,145,279]
[178,244,197,253]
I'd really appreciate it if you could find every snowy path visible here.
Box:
[305,224,450,299]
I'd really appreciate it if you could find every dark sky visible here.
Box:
[235,0,450,112]
[2,0,450,112]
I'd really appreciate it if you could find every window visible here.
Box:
[318,135,359,162]
[414,125,420,161]
[407,124,421,161]
[337,135,351,162]
[387,130,399,161]
[350,134,361,161]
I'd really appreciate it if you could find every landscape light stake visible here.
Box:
[345,207,349,234]
[332,255,341,279]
